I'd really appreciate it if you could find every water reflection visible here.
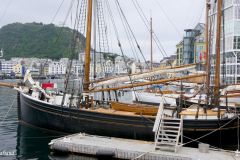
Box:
[16,124,97,160]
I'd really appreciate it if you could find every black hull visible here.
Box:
[176,97,240,112]
[18,92,239,148]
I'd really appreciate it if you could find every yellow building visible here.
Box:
[43,65,49,76]
[13,63,22,77]
[176,23,206,66]
[176,41,183,66]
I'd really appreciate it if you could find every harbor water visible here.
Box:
[0,79,98,160]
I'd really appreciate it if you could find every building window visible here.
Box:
[235,5,240,19]
[234,0,240,4]
[224,0,232,7]
[237,65,240,74]
[226,65,230,74]
[234,36,240,49]
[237,52,240,63]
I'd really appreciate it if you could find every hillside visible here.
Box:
[0,22,86,59]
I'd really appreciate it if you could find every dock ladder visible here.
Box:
[153,96,183,152]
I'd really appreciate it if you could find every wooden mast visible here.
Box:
[214,0,223,106]
[205,0,210,107]
[150,17,153,70]
[205,0,210,89]
[83,0,93,92]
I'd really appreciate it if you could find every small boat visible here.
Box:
[110,101,158,115]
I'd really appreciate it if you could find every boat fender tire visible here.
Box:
[96,149,115,157]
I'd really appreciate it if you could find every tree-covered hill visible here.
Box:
[0,22,86,60]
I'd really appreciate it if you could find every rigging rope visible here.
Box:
[153,0,182,37]
[97,0,109,78]
[51,0,66,23]
[61,0,82,107]
[0,0,13,24]
[0,95,16,126]
[131,0,168,59]
[106,0,139,98]
[114,1,147,64]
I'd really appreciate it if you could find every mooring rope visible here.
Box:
[181,115,238,147]
[0,95,17,126]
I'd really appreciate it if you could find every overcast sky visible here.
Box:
[0,0,205,61]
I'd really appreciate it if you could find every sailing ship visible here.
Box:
[1,0,236,148]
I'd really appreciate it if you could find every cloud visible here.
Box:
[0,0,205,61]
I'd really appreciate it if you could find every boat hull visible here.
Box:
[18,92,239,147]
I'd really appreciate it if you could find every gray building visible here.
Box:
[209,0,240,84]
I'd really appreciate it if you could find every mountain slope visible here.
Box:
[0,22,86,59]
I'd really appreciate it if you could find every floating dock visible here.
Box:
[49,133,239,160]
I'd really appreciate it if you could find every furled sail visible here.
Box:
[23,70,51,98]
[92,64,197,88]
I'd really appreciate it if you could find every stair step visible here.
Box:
[163,118,181,121]
[162,126,180,129]
[161,130,179,133]
[156,141,176,146]
[155,139,178,144]
[162,122,180,125]
[158,133,178,137]
[157,137,177,141]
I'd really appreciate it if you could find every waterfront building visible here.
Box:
[79,51,104,63]
[159,55,177,69]
[176,23,205,66]
[13,63,22,77]
[176,41,183,66]
[0,59,14,75]
[0,49,3,58]
[48,59,67,76]
[209,0,240,84]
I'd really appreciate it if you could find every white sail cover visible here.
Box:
[92,65,196,88]
[221,85,240,95]
[23,70,51,98]
[168,82,199,88]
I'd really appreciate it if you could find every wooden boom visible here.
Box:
[90,63,201,84]
[0,82,18,88]
[91,73,206,92]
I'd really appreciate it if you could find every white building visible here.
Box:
[48,60,67,75]
[0,49,3,58]
[79,51,104,63]
[114,56,128,75]
[210,0,240,84]
[0,59,14,75]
